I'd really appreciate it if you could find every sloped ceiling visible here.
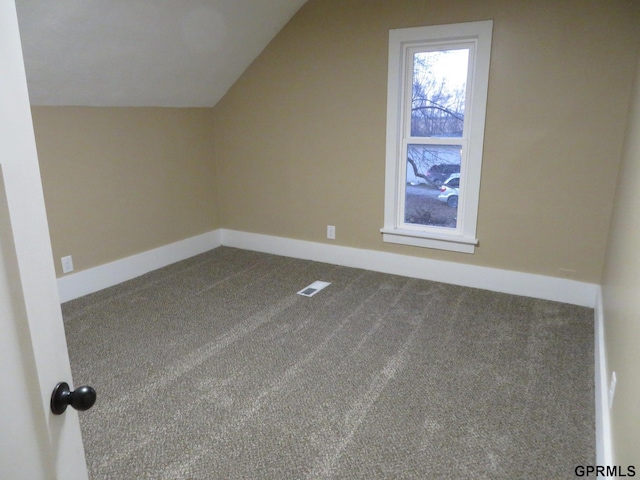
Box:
[15,0,308,107]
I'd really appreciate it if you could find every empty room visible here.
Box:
[2,0,640,478]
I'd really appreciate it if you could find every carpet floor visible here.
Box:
[62,247,595,479]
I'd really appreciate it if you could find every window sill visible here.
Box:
[380,228,477,254]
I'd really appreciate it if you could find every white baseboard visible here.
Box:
[56,230,222,303]
[58,228,598,306]
[57,227,599,307]
[220,229,598,307]
[594,287,614,467]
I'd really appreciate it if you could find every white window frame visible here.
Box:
[381,21,493,254]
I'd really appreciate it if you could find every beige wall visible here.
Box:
[601,52,640,465]
[31,2,639,284]
[32,107,219,276]
[213,0,640,283]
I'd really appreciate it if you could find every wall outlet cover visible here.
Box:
[327,225,336,240]
[61,255,74,274]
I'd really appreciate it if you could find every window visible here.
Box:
[381,21,493,254]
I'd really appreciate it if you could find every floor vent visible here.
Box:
[297,281,331,297]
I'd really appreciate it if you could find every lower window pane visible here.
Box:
[405,144,461,228]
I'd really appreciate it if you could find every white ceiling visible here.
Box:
[15,0,308,107]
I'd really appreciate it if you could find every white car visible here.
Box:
[438,185,458,208]
[442,173,460,188]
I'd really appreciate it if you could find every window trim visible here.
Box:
[381,20,493,254]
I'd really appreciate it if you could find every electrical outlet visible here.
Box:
[327,225,336,240]
[609,371,617,409]
[61,255,74,274]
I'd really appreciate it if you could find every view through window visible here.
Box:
[404,48,468,229]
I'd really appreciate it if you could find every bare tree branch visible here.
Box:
[406,157,429,182]
[411,104,464,122]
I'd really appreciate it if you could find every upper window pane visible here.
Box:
[411,48,469,138]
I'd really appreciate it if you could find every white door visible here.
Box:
[0,1,89,478]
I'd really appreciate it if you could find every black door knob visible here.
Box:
[50,382,97,415]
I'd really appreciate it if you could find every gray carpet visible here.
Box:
[62,247,595,479]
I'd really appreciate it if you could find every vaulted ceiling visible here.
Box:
[15,0,308,107]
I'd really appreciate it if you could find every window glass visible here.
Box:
[411,49,469,138]
[404,144,461,228]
